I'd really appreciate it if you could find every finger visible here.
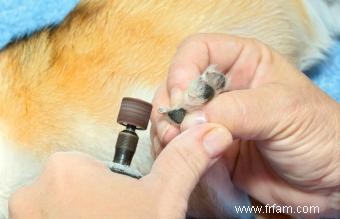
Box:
[180,79,300,141]
[148,123,233,200]
[227,39,295,90]
[167,34,244,93]
[227,38,263,90]
[151,83,180,145]
[203,84,296,140]
[167,34,291,102]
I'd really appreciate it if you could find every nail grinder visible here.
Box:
[108,97,153,179]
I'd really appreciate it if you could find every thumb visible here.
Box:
[148,123,233,200]
[203,81,301,140]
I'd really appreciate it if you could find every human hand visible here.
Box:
[151,34,340,216]
[9,123,232,219]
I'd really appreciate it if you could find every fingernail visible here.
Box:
[157,120,170,141]
[181,111,207,131]
[170,87,183,106]
[203,128,231,157]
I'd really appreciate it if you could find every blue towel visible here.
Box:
[305,40,340,102]
[0,0,79,49]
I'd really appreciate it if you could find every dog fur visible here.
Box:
[0,0,339,218]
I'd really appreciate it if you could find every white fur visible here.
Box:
[306,0,340,36]
[65,113,118,161]
[0,128,42,218]
[300,0,340,69]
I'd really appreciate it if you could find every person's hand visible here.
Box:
[151,34,340,216]
[9,123,233,219]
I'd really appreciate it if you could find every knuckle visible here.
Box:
[248,38,260,46]
[243,38,260,49]
[259,42,275,64]
[245,38,274,64]
[179,34,206,50]
[184,33,206,43]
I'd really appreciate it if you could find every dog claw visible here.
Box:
[159,65,227,124]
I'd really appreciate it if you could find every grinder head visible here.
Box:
[117,97,152,129]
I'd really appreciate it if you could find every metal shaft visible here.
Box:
[113,125,138,166]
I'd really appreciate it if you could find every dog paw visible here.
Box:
[159,65,227,124]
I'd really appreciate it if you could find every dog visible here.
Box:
[0,0,339,218]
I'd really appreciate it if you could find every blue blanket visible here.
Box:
[0,0,79,48]
[306,41,340,102]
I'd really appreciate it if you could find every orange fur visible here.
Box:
[0,0,315,153]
